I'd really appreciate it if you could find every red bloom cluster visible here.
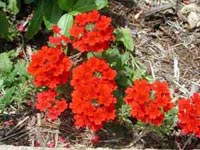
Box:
[178,92,200,137]
[49,25,70,47]
[27,46,72,88]
[36,90,68,120]
[71,57,116,90]
[70,57,117,131]
[125,79,173,126]
[70,10,115,52]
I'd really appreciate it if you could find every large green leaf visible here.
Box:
[0,11,9,39]
[8,0,19,15]
[58,0,106,12]
[0,53,13,73]
[24,0,35,4]
[0,79,4,89]
[58,0,78,11]
[25,0,47,40]
[43,0,63,30]
[73,0,97,12]
[115,27,134,51]
[57,13,73,37]
[95,0,108,9]
[0,1,6,8]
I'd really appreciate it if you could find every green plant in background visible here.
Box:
[26,0,108,39]
[0,50,33,112]
[0,11,18,41]
[0,0,108,41]
[0,11,9,40]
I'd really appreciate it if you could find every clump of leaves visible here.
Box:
[0,11,18,41]
[0,0,20,41]
[0,50,33,111]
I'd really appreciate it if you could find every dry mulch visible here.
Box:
[1,0,200,149]
[109,0,200,97]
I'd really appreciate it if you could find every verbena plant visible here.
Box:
[26,10,200,140]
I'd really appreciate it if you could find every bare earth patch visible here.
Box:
[109,0,200,97]
[1,0,200,149]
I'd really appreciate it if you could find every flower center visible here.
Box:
[85,23,95,32]
[93,71,102,78]
[150,90,156,101]
[92,99,104,108]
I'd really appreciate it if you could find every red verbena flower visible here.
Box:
[36,90,56,111]
[27,46,72,88]
[36,90,68,120]
[47,100,68,120]
[49,36,62,46]
[52,25,61,34]
[178,92,200,137]
[70,83,116,131]
[70,57,117,131]
[125,79,173,126]
[71,57,117,90]
[49,25,70,47]
[70,10,115,52]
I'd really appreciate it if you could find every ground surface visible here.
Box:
[0,0,200,149]
[109,0,200,96]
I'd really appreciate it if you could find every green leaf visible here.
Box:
[115,27,134,51]
[13,60,29,77]
[103,48,136,87]
[24,0,35,4]
[58,0,78,11]
[132,68,146,81]
[0,1,6,8]
[0,87,15,110]
[116,76,132,87]
[95,0,108,9]
[73,0,97,12]
[0,11,9,39]
[8,0,19,15]
[68,11,79,16]
[118,104,134,129]
[25,0,46,40]
[0,53,13,73]
[119,104,131,119]
[87,52,94,59]
[0,80,4,89]
[43,1,63,30]
[7,50,18,59]
[120,52,129,65]
[57,13,73,37]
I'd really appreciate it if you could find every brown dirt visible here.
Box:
[1,0,200,149]
[109,0,200,98]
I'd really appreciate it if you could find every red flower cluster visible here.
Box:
[49,25,70,47]
[71,57,116,90]
[36,90,68,120]
[27,46,72,88]
[70,10,115,52]
[178,92,200,137]
[70,57,117,131]
[125,79,173,126]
